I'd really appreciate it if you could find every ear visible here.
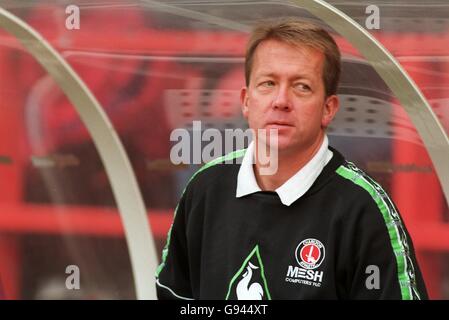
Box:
[240,86,249,119]
[322,94,339,128]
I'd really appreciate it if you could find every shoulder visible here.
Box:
[323,150,403,236]
[319,148,386,208]
[333,160,397,212]
[183,149,246,198]
[332,159,404,239]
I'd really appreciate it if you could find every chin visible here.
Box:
[257,135,292,152]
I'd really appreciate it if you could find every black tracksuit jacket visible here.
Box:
[156,147,428,300]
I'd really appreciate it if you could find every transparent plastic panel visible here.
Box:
[0,28,135,299]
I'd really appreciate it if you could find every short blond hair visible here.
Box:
[245,18,341,97]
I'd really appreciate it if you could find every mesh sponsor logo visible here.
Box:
[285,266,324,287]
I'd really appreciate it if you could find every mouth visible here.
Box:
[265,121,294,127]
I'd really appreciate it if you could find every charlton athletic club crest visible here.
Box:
[295,238,325,270]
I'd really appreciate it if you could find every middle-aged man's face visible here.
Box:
[241,39,339,155]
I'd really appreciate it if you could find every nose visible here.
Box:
[272,84,292,111]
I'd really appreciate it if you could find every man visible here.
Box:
[155,18,428,299]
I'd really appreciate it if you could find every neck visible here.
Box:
[254,133,325,191]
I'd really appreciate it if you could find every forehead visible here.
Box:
[251,39,324,79]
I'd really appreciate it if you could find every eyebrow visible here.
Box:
[255,72,312,81]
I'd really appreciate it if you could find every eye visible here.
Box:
[295,83,311,92]
[261,80,275,87]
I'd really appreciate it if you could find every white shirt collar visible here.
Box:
[236,135,333,206]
